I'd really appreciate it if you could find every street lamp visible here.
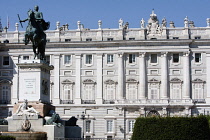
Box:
[78,111,89,139]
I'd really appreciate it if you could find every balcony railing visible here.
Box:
[192,99,206,103]
[0,100,11,104]
[60,100,74,104]
[103,100,115,104]
[82,100,96,104]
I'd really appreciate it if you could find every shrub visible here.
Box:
[0,135,16,140]
[131,116,210,140]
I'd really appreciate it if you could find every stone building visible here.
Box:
[1,11,210,139]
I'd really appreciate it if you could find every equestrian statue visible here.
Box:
[18,5,50,60]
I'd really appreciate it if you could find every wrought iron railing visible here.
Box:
[81,100,96,104]
[60,100,74,104]
[0,100,11,104]
[103,100,115,104]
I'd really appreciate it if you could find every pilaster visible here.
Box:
[11,55,19,104]
[206,53,210,103]
[118,53,124,99]
[183,52,191,99]
[96,54,103,104]
[139,52,146,99]
[53,55,60,104]
[161,52,168,99]
[75,54,82,104]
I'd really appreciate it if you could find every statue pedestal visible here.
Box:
[17,60,54,103]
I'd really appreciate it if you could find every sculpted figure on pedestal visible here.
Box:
[15,99,39,115]
[147,10,162,35]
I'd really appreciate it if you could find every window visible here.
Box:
[107,120,113,132]
[65,39,71,42]
[86,38,92,41]
[107,38,113,41]
[3,56,9,66]
[107,85,114,100]
[195,36,201,39]
[173,54,179,63]
[150,84,158,99]
[173,37,179,39]
[129,54,136,63]
[23,56,29,60]
[150,54,157,63]
[1,85,10,101]
[129,38,135,40]
[64,85,72,100]
[195,53,201,63]
[64,55,71,64]
[86,136,91,140]
[172,84,181,99]
[86,55,93,64]
[85,120,91,133]
[128,84,137,100]
[83,85,94,100]
[107,136,113,140]
[107,54,114,64]
[128,120,135,133]
[194,84,203,99]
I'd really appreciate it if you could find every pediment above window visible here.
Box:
[126,79,138,83]
[0,79,12,85]
[148,78,160,83]
[83,79,96,84]
[62,79,74,84]
[192,78,205,83]
[170,78,182,83]
[104,79,118,85]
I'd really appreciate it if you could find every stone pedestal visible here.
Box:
[17,60,54,103]
[44,125,65,140]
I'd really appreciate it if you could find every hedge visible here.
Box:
[132,116,210,140]
[0,135,16,140]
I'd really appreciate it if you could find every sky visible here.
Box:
[1,0,210,31]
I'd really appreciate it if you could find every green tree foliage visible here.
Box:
[132,116,210,140]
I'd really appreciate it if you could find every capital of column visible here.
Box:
[161,52,168,57]
[183,51,190,57]
[139,52,146,58]
[118,53,124,58]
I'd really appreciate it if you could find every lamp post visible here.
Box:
[78,111,89,140]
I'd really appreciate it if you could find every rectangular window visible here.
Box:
[151,54,157,63]
[195,36,201,39]
[107,136,113,140]
[173,54,179,63]
[86,55,92,64]
[64,85,72,100]
[64,55,71,64]
[173,37,179,39]
[85,120,91,133]
[23,56,29,60]
[150,84,158,99]
[107,54,114,64]
[3,56,9,66]
[107,38,113,41]
[107,85,114,100]
[129,54,136,63]
[129,38,135,40]
[195,53,201,63]
[194,84,203,99]
[128,84,137,100]
[107,120,113,132]
[172,84,180,99]
[86,38,92,41]
[65,39,71,42]
[128,120,135,133]
[84,85,93,100]
[2,85,9,100]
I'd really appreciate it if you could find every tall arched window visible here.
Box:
[82,79,96,104]
[170,78,183,99]
[0,79,12,104]
[126,79,138,100]
[61,79,74,104]
[104,80,117,103]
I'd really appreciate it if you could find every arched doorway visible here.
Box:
[147,110,160,117]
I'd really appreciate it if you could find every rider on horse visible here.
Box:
[20,5,50,60]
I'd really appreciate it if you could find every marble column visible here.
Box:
[53,55,60,104]
[75,54,82,104]
[139,52,146,99]
[118,53,124,99]
[11,55,19,104]
[96,54,103,104]
[206,53,210,103]
[161,52,168,99]
[183,52,190,99]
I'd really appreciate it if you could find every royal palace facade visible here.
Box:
[1,11,210,139]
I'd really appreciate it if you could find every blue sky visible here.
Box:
[1,0,210,31]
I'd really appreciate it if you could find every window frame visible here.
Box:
[172,53,179,63]
[107,54,114,65]
[194,53,202,63]
[150,54,158,64]
[128,54,136,64]
[85,54,93,66]
[2,56,10,67]
[64,55,72,66]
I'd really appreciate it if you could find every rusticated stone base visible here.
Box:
[1,132,47,140]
